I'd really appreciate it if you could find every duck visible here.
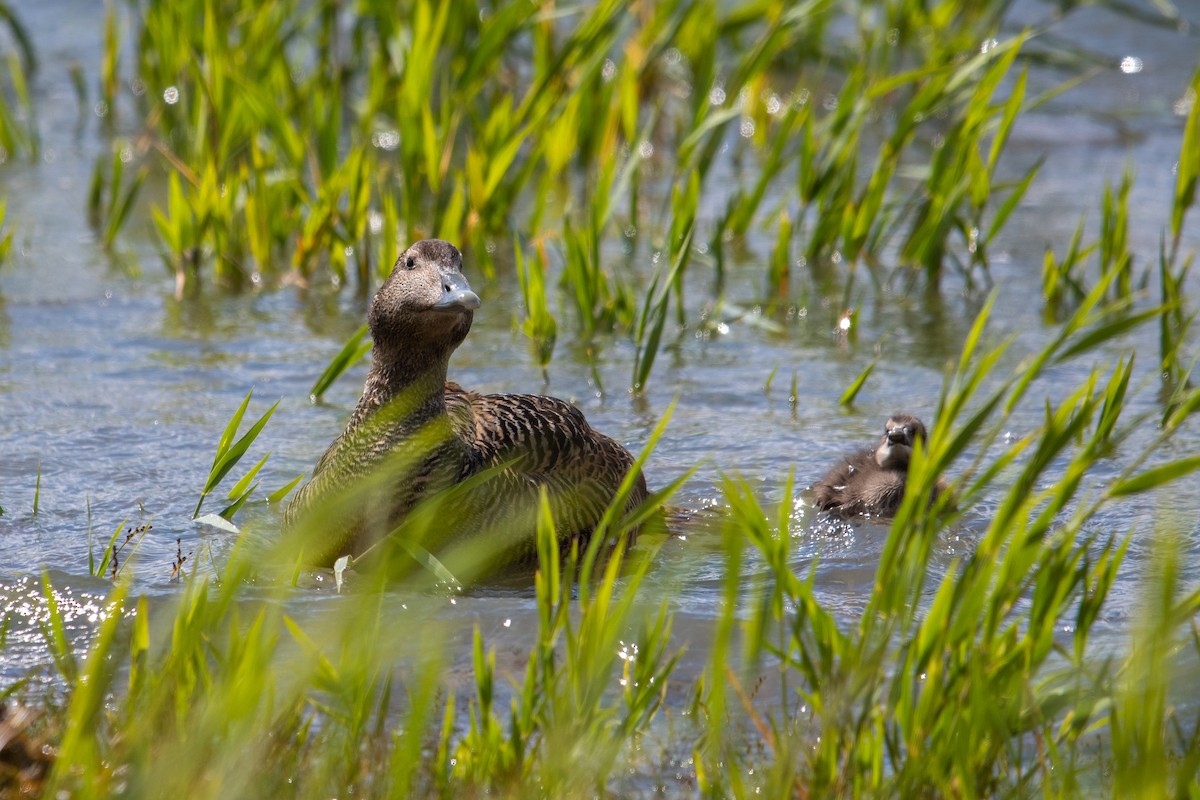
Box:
[811,413,944,518]
[283,239,649,574]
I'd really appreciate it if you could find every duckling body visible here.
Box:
[812,413,940,518]
[284,240,647,571]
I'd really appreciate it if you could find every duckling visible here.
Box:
[284,239,648,572]
[812,413,942,518]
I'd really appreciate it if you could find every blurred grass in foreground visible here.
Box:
[21,253,1200,797]
[2,0,1200,797]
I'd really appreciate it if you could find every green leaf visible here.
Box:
[1109,455,1200,497]
[218,480,260,521]
[986,159,1043,244]
[225,453,270,501]
[202,400,279,496]
[333,555,350,592]
[389,538,458,587]
[839,360,876,407]
[1172,68,1200,239]
[194,513,240,534]
[1055,307,1163,364]
[310,324,372,400]
[195,392,279,517]
[129,595,150,694]
[214,390,253,468]
[268,473,306,505]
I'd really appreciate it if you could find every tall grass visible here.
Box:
[0,194,12,264]
[22,257,1200,795]
[3,1,1200,796]
[87,145,148,251]
[192,389,279,522]
[0,0,37,161]
[1161,67,1200,392]
[83,0,1162,391]
[515,236,557,376]
[26,156,1200,792]
[0,49,37,162]
[697,265,1200,794]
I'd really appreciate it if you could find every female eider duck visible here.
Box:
[284,239,648,573]
[812,413,944,518]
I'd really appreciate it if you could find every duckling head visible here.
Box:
[874,413,928,471]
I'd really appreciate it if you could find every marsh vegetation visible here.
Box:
[2,0,1200,796]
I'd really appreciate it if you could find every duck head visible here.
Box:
[368,239,481,356]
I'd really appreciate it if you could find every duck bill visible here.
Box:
[433,272,482,312]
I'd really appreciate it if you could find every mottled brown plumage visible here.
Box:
[284,240,648,573]
[812,413,944,518]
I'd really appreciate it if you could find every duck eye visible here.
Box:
[405,255,416,270]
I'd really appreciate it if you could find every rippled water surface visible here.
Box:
[2,2,1200,707]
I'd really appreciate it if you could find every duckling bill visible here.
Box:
[812,413,945,518]
[284,239,649,573]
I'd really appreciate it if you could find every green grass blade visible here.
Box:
[1172,67,1200,240]
[839,360,876,407]
[215,390,253,467]
[203,400,279,496]
[310,324,372,401]
[196,394,279,517]
[1108,455,1200,497]
[268,473,306,505]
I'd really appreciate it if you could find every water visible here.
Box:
[1,0,1199,729]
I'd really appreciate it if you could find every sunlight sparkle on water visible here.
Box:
[1120,56,1143,74]
[0,577,132,654]
[1175,87,1196,116]
[372,130,400,151]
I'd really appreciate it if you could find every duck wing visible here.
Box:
[444,383,647,547]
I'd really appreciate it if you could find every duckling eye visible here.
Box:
[405,255,416,270]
